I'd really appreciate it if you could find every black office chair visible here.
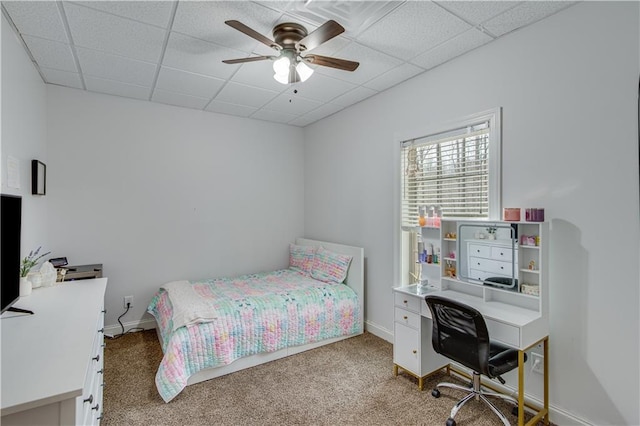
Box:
[425,295,525,426]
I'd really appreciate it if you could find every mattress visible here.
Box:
[147,268,360,402]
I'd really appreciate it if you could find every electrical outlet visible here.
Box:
[124,295,134,309]
[531,353,544,374]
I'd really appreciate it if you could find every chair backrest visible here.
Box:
[425,295,491,376]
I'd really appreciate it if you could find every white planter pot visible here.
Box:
[19,277,32,296]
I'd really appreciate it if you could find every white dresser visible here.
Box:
[1,278,107,426]
[466,239,518,282]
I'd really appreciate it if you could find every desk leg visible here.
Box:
[518,350,525,426]
[393,364,398,377]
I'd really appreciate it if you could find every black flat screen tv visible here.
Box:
[1,194,22,314]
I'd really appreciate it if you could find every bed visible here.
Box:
[147,238,364,402]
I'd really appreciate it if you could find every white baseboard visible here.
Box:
[104,318,156,337]
[364,320,393,343]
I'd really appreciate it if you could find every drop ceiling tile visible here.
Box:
[162,32,245,80]
[288,102,346,127]
[39,67,83,89]
[2,1,68,43]
[214,82,279,108]
[151,89,210,110]
[435,1,520,26]
[250,109,297,125]
[63,2,167,63]
[156,67,225,99]
[290,72,356,103]
[231,60,288,93]
[356,1,471,61]
[205,100,257,118]
[76,47,157,87]
[331,86,378,107]
[85,76,151,101]
[71,1,175,28]
[172,1,281,55]
[363,62,424,92]
[483,1,577,37]
[411,28,493,70]
[316,42,402,85]
[22,35,77,72]
[282,1,404,38]
[262,92,322,115]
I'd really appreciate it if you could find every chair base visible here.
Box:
[432,371,519,426]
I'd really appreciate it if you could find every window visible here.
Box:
[397,108,501,285]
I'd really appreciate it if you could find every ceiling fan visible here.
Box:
[222,20,359,85]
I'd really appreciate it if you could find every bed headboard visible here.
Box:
[295,238,364,334]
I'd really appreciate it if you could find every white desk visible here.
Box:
[1,279,107,425]
[393,284,549,426]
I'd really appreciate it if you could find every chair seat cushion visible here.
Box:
[487,341,526,377]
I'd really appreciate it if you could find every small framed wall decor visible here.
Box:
[31,160,46,195]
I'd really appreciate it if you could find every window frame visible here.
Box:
[392,107,502,286]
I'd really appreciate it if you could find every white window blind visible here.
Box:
[401,121,491,227]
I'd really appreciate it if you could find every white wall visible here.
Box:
[1,14,49,266]
[45,86,305,327]
[303,2,639,425]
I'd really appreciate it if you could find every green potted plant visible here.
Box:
[20,247,51,290]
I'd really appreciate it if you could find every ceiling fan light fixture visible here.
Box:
[296,61,313,82]
[273,55,290,76]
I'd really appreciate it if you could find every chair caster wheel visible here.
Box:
[446,418,456,426]
[432,389,441,398]
[512,406,520,416]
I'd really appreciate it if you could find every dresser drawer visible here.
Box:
[468,244,491,258]
[394,307,420,329]
[394,292,420,313]
[470,257,513,276]
[491,246,516,262]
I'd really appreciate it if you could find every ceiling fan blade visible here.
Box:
[222,56,274,65]
[225,20,281,50]
[304,54,359,72]
[296,20,344,52]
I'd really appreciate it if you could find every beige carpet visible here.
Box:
[102,330,545,426]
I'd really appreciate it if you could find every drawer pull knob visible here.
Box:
[83,395,93,404]
[412,350,417,354]
[500,252,504,256]
[403,316,408,320]
[403,300,408,304]
[92,403,100,411]
[97,369,103,374]
[92,354,100,362]
[102,309,106,314]
[98,328,104,334]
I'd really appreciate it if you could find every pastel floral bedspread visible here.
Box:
[147,268,361,402]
